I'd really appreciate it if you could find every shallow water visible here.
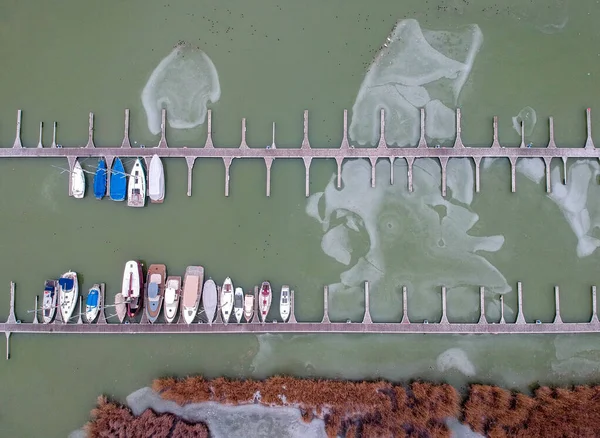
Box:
[1,0,600,436]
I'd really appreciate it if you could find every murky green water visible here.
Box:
[1,0,600,436]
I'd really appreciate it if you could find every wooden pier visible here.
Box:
[3,281,600,359]
[3,107,598,197]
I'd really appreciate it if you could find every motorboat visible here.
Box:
[259,281,272,323]
[109,157,127,201]
[121,260,143,319]
[182,266,204,324]
[145,264,166,323]
[85,284,101,323]
[163,276,181,323]
[114,293,126,323]
[220,277,234,324]
[280,285,291,322]
[243,292,254,322]
[148,154,165,203]
[127,158,146,207]
[233,287,244,323]
[42,280,58,324]
[93,158,107,199]
[71,160,85,199]
[59,271,79,322]
[202,279,217,324]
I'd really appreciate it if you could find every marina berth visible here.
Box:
[163,276,181,323]
[109,157,126,201]
[182,266,204,324]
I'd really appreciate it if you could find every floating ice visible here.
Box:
[512,106,537,138]
[321,224,352,265]
[142,43,221,135]
[437,348,476,376]
[349,19,483,147]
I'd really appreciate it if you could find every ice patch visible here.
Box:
[512,106,537,138]
[142,42,221,135]
[321,224,351,265]
[447,417,485,438]
[437,348,476,376]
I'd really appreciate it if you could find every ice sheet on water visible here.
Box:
[512,106,537,138]
[437,348,476,377]
[142,43,221,135]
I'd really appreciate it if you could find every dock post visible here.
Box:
[519,120,526,149]
[337,110,349,189]
[121,109,131,148]
[370,157,377,188]
[37,122,43,148]
[98,283,107,325]
[240,118,249,149]
[12,110,22,149]
[453,108,465,149]
[223,157,233,197]
[158,109,168,148]
[591,286,599,323]
[509,157,517,193]
[440,286,449,324]
[140,307,149,324]
[264,158,274,197]
[439,157,448,197]
[104,156,114,195]
[185,157,196,197]
[406,157,414,192]
[301,110,310,150]
[499,295,506,324]
[251,286,260,323]
[401,286,410,324]
[515,282,526,324]
[33,296,39,324]
[51,121,58,148]
[321,286,330,323]
[289,290,297,323]
[585,108,595,149]
[7,282,16,324]
[544,157,552,193]
[547,117,557,149]
[336,158,344,189]
[473,157,481,193]
[215,286,224,324]
[77,296,83,324]
[478,286,487,324]
[204,110,214,148]
[362,281,373,324]
[553,286,563,324]
[562,157,568,185]
[491,116,501,148]
[303,157,312,197]
[377,108,387,150]
[417,108,427,148]
[5,332,10,360]
[340,109,350,149]
[85,112,95,148]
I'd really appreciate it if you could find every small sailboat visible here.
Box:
[280,285,291,322]
[145,264,166,323]
[85,284,101,323]
[122,260,143,319]
[220,277,234,324]
[259,281,272,323]
[164,276,182,323]
[233,287,244,323]
[42,280,58,324]
[127,158,146,207]
[148,154,165,203]
[202,279,217,324]
[182,266,204,324]
[59,271,79,322]
[71,160,85,199]
[243,292,254,323]
[110,157,127,201]
[93,158,107,199]
[114,293,127,323]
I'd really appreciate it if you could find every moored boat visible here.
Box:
[93,158,107,199]
[127,158,146,207]
[110,157,127,201]
[280,285,291,322]
[59,271,79,322]
[71,160,85,199]
[220,277,234,324]
[233,287,244,323]
[148,154,165,203]
[182,266,204,324]
[202,279,217,324]
[243,292,254,323]
[85,284,101,323]
[164,276,181,323]
[259,281,272,323]
[122,260,143,319]
[42,280,58,324]
[114,293,127,323]
[145,264,166,323]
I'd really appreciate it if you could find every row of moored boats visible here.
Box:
[71,155,164,206]
[41,262,291,324]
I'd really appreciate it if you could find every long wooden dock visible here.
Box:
[3,107,598,197]
[3,281,600,359]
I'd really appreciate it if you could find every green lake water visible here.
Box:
[1,0,600,436]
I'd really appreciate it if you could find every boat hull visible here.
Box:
[127,158,146,207]
[243,293,254,322]
[110,157,127,201]
[145,264,166,323]
[85,285,101,323]
[42,280,58,324]
[280,285,291,322]
[202,279,217,324]
[71,161,85,199]
[164,276,182,323]
[233,287,244,323]
[121,261,143,319]
[148,154,165,203]
[220,277,234,324]
[182,266,204,324]
[259,281,272,323]
[59,272,79,322]
[93,158,107,199]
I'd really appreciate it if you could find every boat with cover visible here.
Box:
[127,158,146,207]
[71,160,85,199]
[93,158,107,199]
[148,154,165,203]
[122,260,143,319]
[243,292,254,322]
[109,157,127,201]
[233,287,244,323]
[182,266,204,324]
[114,293,127,323]
[145,264,166,323]
[85,284,101,323]
[280,285,291,322]
[220,277,234,324]
[164,276,182,323]
[59,271,79,322]
[259,281,272,322]
[202,279,217,324]
[42,280,58,324]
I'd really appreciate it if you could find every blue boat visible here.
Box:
[85,284,101,323]
[109,157,127,201]
[93,158,107,199]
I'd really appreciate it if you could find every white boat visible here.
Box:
[42,280,58,324]
[114,293,126,323]
[233,287,244,323]
[59,271,79,322]
[243,293,254,322]
[259,281,272,323]
[85,284,101,323]
[71,160,85,199]
[280,285,291,322]
[127,158,146,207]
[220,277,234,324]
[121,260,143,319]
[202,279,217,324]
[148,154,165,204]
[182,266,204,324]
[163,276,181,323]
